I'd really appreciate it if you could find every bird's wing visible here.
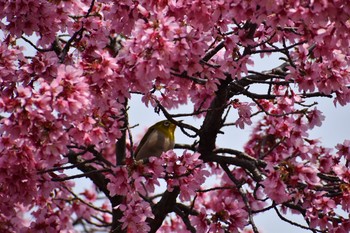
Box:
[134,127,157,159]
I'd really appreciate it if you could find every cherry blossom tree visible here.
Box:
[1,0,350,232]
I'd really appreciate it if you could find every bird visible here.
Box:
[134,120,176,160]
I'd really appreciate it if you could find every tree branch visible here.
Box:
[154,99,200,137]
[220,163,259,233]
[198,75,233,160]
[174,205,196,233]
[213,148,267,167]
[66,151,125,233]
[208,154,264,182]
[148,187,180,233]
[251,40,306,54]
[116,99,128,165]
[170,71,207,84]
[201,40,225,62]
[273,206,321,233]
[51,168,110,181]
[21,36,53,52]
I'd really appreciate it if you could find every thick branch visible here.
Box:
[214,148,267,167]
[171,71,207,84]
[198,76,232,159]
[207,154,264,182]
[174,206,196,233]
[116,99,128,165]
[148,187,180,233]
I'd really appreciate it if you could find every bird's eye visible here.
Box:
[163,121,170,127]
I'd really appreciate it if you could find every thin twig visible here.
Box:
[51,168,111,181]
[37,158,96,174]
[154,99,199,137]
[64,186,112,214]
[251,40,306,55]
[21,36,53,52]
[170,71,207,84]
[273,206,321,233]
[220,163,259,233]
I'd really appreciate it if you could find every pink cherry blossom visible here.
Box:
[336,140,350,160]
[118,194,154,232]
[232,100,254,129]
[261,170,291,204]
[106,166,130,196]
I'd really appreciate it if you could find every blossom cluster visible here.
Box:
[106,151,209,232]
[244,85,350,231]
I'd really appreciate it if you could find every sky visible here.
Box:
[7,33,350,232]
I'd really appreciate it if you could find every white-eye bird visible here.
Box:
[134,120,176,160]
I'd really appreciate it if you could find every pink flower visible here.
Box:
[307,108,325,128]
[106,167,130,196]
[261,171,290,204]
[80,189,97,201]
[336,140,350,160]
[313,196,336,214]
[1,0,350,232]
[162,151,209,201]
[190,207,209,232]
[233,101,254,129]
[118,196,154,232]
[294,165,320,186]
[51,65,91,116]
[333,165,350,183]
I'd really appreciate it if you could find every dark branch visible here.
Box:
[174,206,196,233]
[154,99,200,137]
[208,154,264,182]
[202,40,225,62]
[59,27,84,63]
[171,71,207,84]
[273,206,321,233]
[251,40,307,54]
[67,151,112,198]
[148,188,180,233]
[213,148,267,167]
[116,99,128,165]
[198,75,233,160]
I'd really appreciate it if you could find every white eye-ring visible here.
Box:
[163,121,170,127]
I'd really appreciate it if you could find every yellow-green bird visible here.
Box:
[134,120,176,160]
